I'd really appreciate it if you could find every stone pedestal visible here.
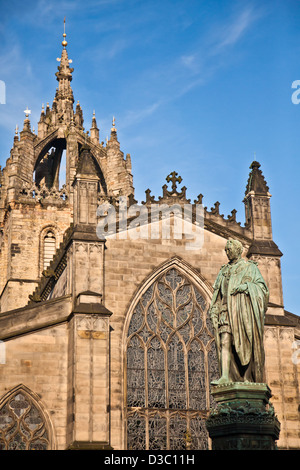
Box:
[206,382,280,450]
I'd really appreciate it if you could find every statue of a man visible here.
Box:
[209,239,269,385]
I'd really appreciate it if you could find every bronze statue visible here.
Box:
[209,239,269,385]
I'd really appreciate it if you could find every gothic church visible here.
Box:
[0,28,299,450]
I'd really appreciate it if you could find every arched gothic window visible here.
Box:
[43,230,56,271]
[125,266,218,450]
[0,385,53,450]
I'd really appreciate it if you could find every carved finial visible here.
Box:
[14,124,19,141]
[250,160,261,170]
[227,209,237,222]
[166,171,182,193]
[24,106,31,118]
[210,201,220,215]
[62,17,67,48]
[22,107,31,132]
[111,116,117,132]
[91,110,98,129]
[194,194,203,204]
[246,160,269,195]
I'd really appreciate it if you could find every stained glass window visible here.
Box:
[0,388,51,450]
[126,267,218,450]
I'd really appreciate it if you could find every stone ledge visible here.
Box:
[0,292,114,341]
[0,295,73,341]
[265,313,297,327]
[210,381,272,404]
[72,303,113,315]
[247,240,283,257]
[67,440,113,450]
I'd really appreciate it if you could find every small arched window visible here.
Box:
[43,230,56,271]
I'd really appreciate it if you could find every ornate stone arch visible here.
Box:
[34,132,107,194]
[34,130,60,166]
[34,136,66,191]
[123,257,218,450]
[0,384,56,450]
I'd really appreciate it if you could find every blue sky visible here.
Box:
[0,0,299,315]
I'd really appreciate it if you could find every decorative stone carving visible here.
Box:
[20,180,68,203]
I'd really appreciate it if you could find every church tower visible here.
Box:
[0,21,134,312]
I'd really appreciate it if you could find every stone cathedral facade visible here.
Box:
[0,31,299,451]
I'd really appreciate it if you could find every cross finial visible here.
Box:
[166,171,182,192]
[24,106,31,118]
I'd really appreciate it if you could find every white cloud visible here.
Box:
[119,101,162,129]
[214,7,260,51]
[175,6,263,96]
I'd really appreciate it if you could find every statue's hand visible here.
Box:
[231,283,248,295]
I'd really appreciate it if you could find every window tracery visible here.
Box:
[126,266,218,450]
[0,387,52,450]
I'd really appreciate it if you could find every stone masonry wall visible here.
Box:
[0,323,69,449]
[265,325,300,449]
[0,203,72,312]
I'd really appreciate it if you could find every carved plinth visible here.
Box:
[206,382,280,450]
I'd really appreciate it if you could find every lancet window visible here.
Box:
[0,387,52,450]
[43,230,56,271]
[126,266,218,450]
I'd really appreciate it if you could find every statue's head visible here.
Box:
[225,239,243,261]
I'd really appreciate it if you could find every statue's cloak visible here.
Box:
[210,258,269,382]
